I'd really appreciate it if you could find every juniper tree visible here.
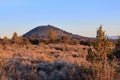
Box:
[62,35,70,44]
[87,26,115,80]
[12,32,18,43]
[48,28,57,43]
[12,32,22,44]
[12,32,18,40]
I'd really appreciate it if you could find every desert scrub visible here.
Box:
[1,59,94,80]
[0,57,7,80]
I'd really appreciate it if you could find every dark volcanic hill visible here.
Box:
[23,25,89,40]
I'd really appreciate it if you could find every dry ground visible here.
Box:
[0,43,92,80]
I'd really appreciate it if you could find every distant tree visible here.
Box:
[12,32,18,40]
[12,32,22,44]
[12,32,18,43]
[48,28,57,43]
[60,35,70,51]
[70,39,79,45]
[2,36,10,45]
[61,35,70,44]
[3,36,8,42]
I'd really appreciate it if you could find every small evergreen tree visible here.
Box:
[12,32,22,44]
[87,26,115,80]
[48,28,57,43]
[61,35,70,44]
[3,36,10,45]
[12,32,18,40]
[70,39,79,45]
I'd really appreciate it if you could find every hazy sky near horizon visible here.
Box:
[0,0,120,38]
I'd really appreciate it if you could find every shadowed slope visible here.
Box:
[23,25,88,40]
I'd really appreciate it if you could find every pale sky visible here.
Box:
[0,0,120,38]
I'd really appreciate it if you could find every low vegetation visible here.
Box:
[0,26,119,80]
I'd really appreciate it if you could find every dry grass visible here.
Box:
[0,43,89,63]
[0,43,118,80]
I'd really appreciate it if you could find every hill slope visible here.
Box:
[23,25,88,40]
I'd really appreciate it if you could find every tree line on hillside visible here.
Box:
[0,28,91,46]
